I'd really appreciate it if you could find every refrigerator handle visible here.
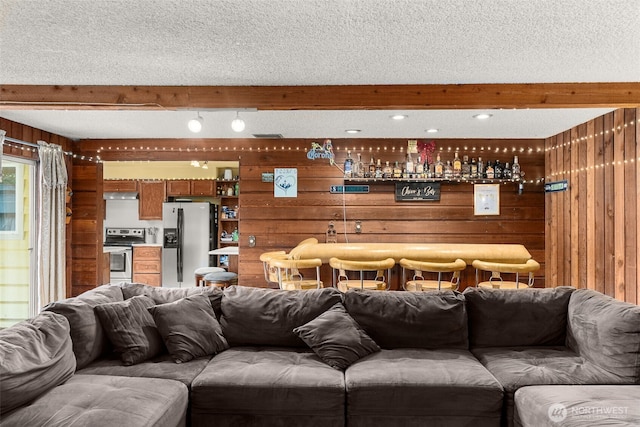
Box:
[177,208,184,283]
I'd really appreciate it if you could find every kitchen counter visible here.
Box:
[103,247,128,254]
[132,243,163,247]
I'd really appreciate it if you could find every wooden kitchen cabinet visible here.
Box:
[166,179,215,197]
[103,179,137,192]
[132,245,162,287]
[138,181,165,220]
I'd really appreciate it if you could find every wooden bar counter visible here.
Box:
[288,239,532,265]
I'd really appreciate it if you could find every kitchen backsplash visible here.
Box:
[104,200,163,244]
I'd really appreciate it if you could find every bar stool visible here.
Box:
[472,259,540,290]
[259,251,289,286]
[329,257,395,292]
[203,271,238,288]
[400,258,466,291]
[194,266,225,287]
[268,257,323,290]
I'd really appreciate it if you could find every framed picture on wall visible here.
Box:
[474,184,500,216]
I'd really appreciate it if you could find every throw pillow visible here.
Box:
[95,295,164,366]
[293,302,380,370]
[148,294,229,363]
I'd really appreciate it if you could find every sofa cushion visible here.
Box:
[343,289,468,349]
[191,346,345,427]
[149,294,229,363]
[220,286,343,347]
[294,302,380,370]
[0,312,76,415]
[43,284,123,369]
[566,289,640,382]
[0,374,188,427]
[345,348,503,427]
[95,295,164,365]
[514,385,640,427]
[77,353,211,388]
[463,286,575,348]
[120,282,224,318]
[473,346,622,426]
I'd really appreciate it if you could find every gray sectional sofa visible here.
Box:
[1,283,639,427]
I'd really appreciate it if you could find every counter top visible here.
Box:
[103,247,128,254]
[288,240,532,264]
[132,243,163,247]
[209,247,239,255]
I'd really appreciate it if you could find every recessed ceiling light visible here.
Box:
[390,114,408,120]
[345,129,361,134]
[426,128,439,133]
[473,113,493,120]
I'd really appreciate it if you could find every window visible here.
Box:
[0,161,24,237]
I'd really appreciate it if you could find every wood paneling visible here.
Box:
[545,108,639,304]
[2,83,640,110]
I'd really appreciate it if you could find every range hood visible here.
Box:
[103,192,138,200]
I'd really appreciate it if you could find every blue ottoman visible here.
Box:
[203,271,238,288]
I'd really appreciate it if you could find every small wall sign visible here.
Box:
[474,184,500,215]
[545,180,568,193]
[395,182,441,201]
[274,168,297,198]
[261,172,274,182]
[330,185,370,194]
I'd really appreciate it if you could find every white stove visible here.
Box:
[104,228,146,283]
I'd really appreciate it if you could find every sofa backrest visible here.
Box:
[220,285,343,347]
[567,289,640,382]
[0,312,76,415]
[463,286,575,348]
[120,282,224,318]
[343,289,469,349]
[43,284,124,369]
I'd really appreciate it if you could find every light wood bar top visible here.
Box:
[289,239,532,265]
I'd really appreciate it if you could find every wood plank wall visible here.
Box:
[0,118,74,298]
[545,108,639,304]
[238,138,546,290]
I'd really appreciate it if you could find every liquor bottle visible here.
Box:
[453,151,462,178]
[470,157,478,179]
[485,161,495,179]
[375,159,383,178]
[353,153,363,178]
[494,160,503,179]
[444,161,454,179]
[383,161,392,178]
[344,151,353,178]
[393,161,403,179]
[477,157,485,178]
[511,156,521,180]
[503,162,512,179]
[415,155,424,177]
[405,152,415,178]
[461,155,471,179]
[434,153,444,178]
[367,156,376,178]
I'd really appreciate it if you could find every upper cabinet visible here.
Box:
[166,179,216,197]
[138,181,165,220]
[103,180,137,192]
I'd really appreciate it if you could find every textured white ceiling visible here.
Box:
[0,0,638,139]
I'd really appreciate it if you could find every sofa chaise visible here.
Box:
[1,283,639,427]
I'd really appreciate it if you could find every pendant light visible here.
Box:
[188,113,203,133]
[231,112,245,132]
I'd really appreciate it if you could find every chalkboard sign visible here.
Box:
[395,182,441,201]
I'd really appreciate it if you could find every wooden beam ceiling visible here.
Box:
[1,82,639,111]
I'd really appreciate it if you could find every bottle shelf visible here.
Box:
[344,177,523,184]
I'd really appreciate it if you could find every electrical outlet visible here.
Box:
[355,221,362,234]
[248,235,256,247]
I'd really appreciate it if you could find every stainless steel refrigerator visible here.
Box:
[162,202,216,287]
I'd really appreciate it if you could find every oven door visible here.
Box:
[105,247,133,283]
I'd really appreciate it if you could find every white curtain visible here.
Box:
[38,141,68,306]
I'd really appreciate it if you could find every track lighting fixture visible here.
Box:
[231,112,245,132]
[188,113,203,133]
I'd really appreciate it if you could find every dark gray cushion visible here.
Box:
[463,286,575,348]
[149,294,229,363]
[567,289,640,381]
[191,347,345,426]
[294,302,380,370]
[345,348,503,426]
[120,282,224,318]
[220,286,343,347]
[343,289,468,349]
[0,374,188,427]
[0,312,76,415]
[514,385,640,427]
[43,284,123,369]
[95,295,164,365]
